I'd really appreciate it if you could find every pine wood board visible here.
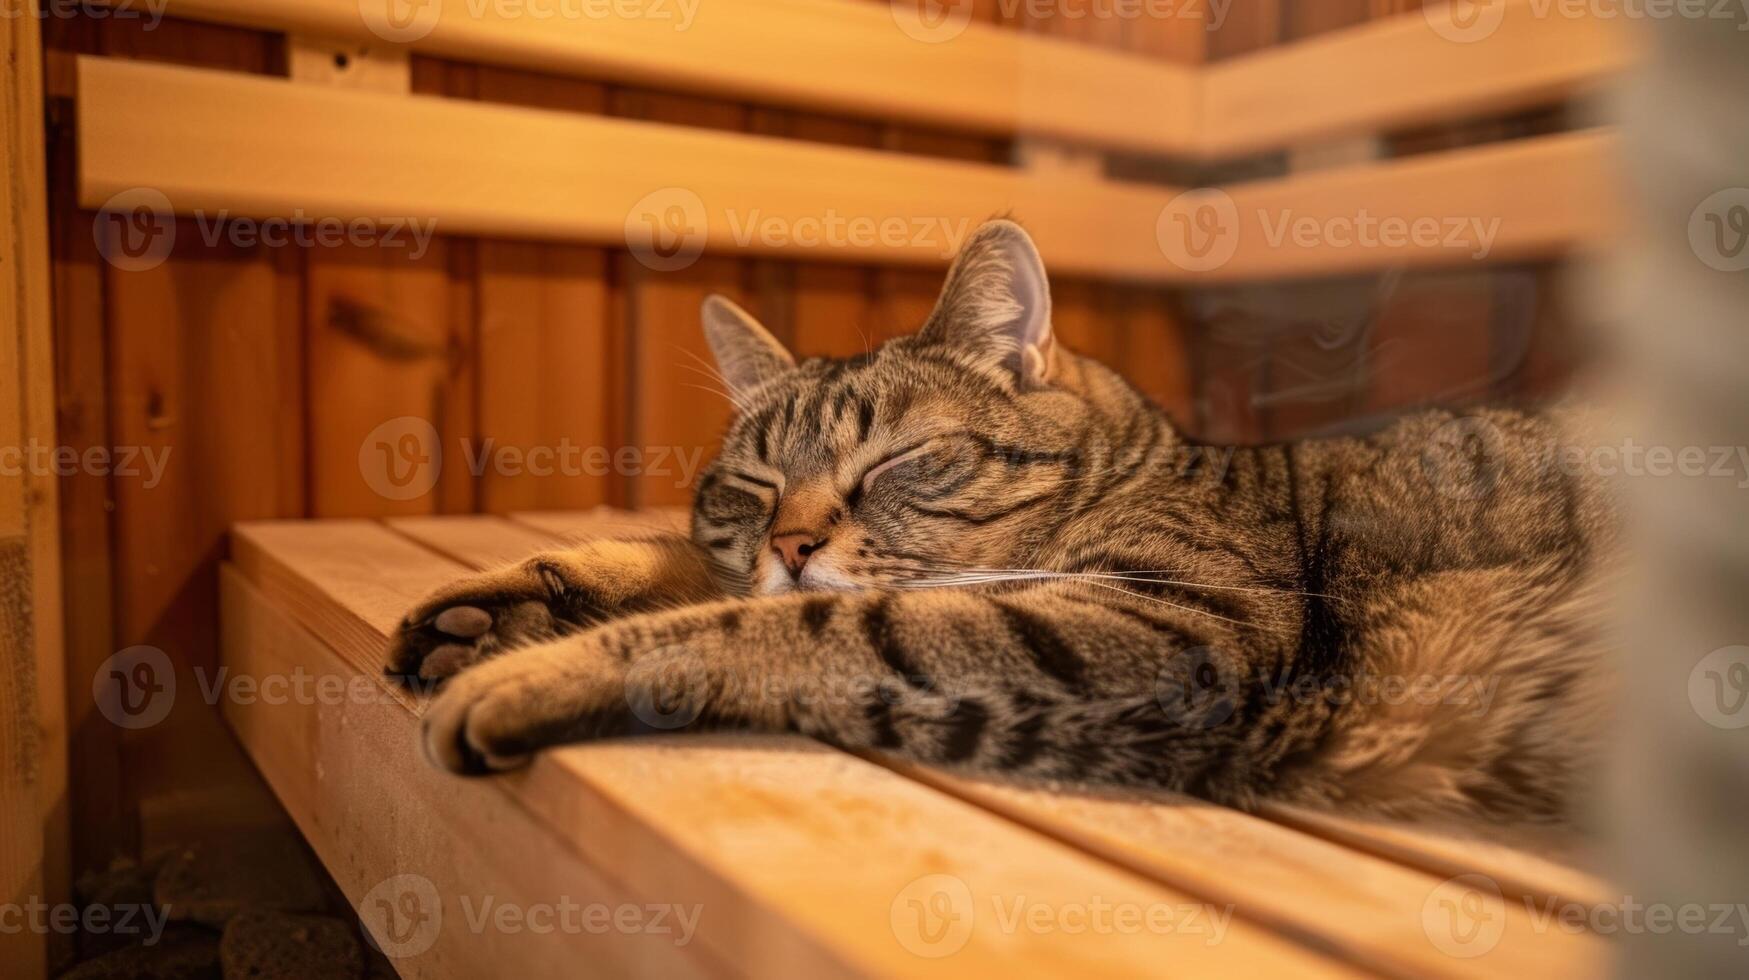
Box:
[226,517,1357,977]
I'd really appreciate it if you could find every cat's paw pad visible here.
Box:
[386,594,557,688]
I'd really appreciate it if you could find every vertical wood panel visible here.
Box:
[42,15,129,879]
[468,66,618,511]
[1207,0,1282,60]
[2,8,59,974]
[105,226,304,847]
[614,90,751,508]
[1116,289,1195,425]
[305,244,470,515]
[81,10,296,878]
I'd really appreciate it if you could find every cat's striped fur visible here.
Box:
[390,220,1615,825]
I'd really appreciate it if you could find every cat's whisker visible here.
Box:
[1081,580,1251,628]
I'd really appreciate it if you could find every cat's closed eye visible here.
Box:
[857,435,979,502]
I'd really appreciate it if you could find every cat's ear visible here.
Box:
[918,219,1056,387]
[701,294,794,397]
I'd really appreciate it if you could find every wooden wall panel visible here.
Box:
[41,15,128,880]
[613,91,752,508]
[468,66,618,512]
[1207,0,1282,60]
[104,226,303,849]
[3,7,63,974]
[745,111,886,360]
[71,13,295,869]
[305,244,473,516]
[476,243,615,511]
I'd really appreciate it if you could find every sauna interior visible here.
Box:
[3,0,1746,977]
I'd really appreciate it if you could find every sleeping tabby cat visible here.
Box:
[388,220,1615,825]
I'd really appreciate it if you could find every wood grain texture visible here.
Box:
[231,517,1354,977]
[888,763,1607,979]
[220,567,722,978]
[1202,0,1636,156]
[2,5,63,974]
[472,66,618,514]
[44,32,131,875]
[157,0,1202,155]
[1196,130,1621,283]
[76,56,1198,280]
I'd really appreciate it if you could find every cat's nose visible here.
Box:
[771,533,825,578]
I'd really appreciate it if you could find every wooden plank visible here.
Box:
[509,507,690,543]
[613,91,751,511]
[1,5,62,974]
[887,764,1607,979]
[231,518,1356,976]
[1261,803,1615,911]
[385,514,560,569]
[1192,130,1621,283]
[43,22,131,874]
[219,567,722,978]
[80,16,306,859]
[75,55,1193,282]
[301,59,472,521]
[472,66,617,514]
[158,0,1201,155]
[1202,0,1636,156]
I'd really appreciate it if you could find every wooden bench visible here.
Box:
[220,509,1615,978]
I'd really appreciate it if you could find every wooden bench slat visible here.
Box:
[75,56,1189,282]
[1201,0,1636,158]
[161,0,1201,156]
[158,0,1632,159]
[220,567,726,978]
[230,518,1358,977]
[890,764,1607,980]
[1259,803,1614,911]
[1204,129,1620,283]
[508,507,690,543]
[77,56,1618,283]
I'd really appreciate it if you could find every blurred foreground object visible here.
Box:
[1605,10,1749,978]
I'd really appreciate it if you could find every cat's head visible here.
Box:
[692,219,1134,596]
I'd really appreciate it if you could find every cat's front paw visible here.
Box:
[419,638,628,775]
[386,555,596,686]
